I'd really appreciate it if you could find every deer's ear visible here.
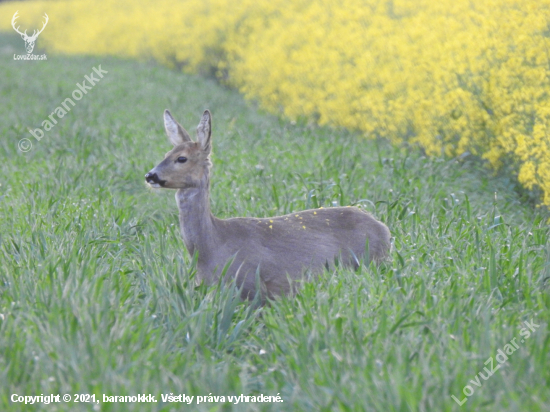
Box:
[164,109,192,146]
[197,110,211,154]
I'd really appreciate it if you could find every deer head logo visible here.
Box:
[11,11,49,54]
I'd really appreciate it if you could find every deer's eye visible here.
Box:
[176,156,188,163]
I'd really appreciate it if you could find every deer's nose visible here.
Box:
[145,172,159,183]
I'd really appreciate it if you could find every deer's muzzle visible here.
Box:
[145,172,166,187]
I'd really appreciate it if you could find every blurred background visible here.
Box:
[2,0,550,207]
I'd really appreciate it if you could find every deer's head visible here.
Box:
[12,11,49,54]
[145,110,212,190]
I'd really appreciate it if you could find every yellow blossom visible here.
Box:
[2,0,550,205]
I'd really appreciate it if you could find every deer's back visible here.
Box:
[205,207,390,298]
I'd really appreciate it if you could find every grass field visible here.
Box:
[1,32,549,411]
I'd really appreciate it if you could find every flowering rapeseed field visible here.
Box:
[3,0,550,205]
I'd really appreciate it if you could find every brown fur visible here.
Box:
[145,109,391,299]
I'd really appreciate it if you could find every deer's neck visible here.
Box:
[176,184,216,259]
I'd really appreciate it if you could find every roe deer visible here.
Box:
[145,109,391,300]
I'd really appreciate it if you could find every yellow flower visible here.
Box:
[2,0,550,205]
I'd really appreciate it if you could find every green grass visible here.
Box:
[0,32,549,411]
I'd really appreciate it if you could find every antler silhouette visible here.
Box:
[11,11,49,53]
[32,13,49,40]
[12,11,48,41]
[11,11,27,38]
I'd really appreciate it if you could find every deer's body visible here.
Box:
[146,109,390,299]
